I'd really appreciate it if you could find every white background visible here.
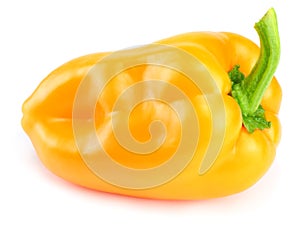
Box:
[1,0,299,230]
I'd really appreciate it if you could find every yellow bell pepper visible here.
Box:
[22,8,281,200]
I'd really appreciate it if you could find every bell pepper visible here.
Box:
[22,8,281,200]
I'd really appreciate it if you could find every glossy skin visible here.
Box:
[22,32,281,200]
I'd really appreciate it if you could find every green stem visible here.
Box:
[244,8,280,114]
[229,8,280,133]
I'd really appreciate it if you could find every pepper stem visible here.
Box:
[229,8,280,133]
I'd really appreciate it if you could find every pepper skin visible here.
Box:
[22,9,281,200]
